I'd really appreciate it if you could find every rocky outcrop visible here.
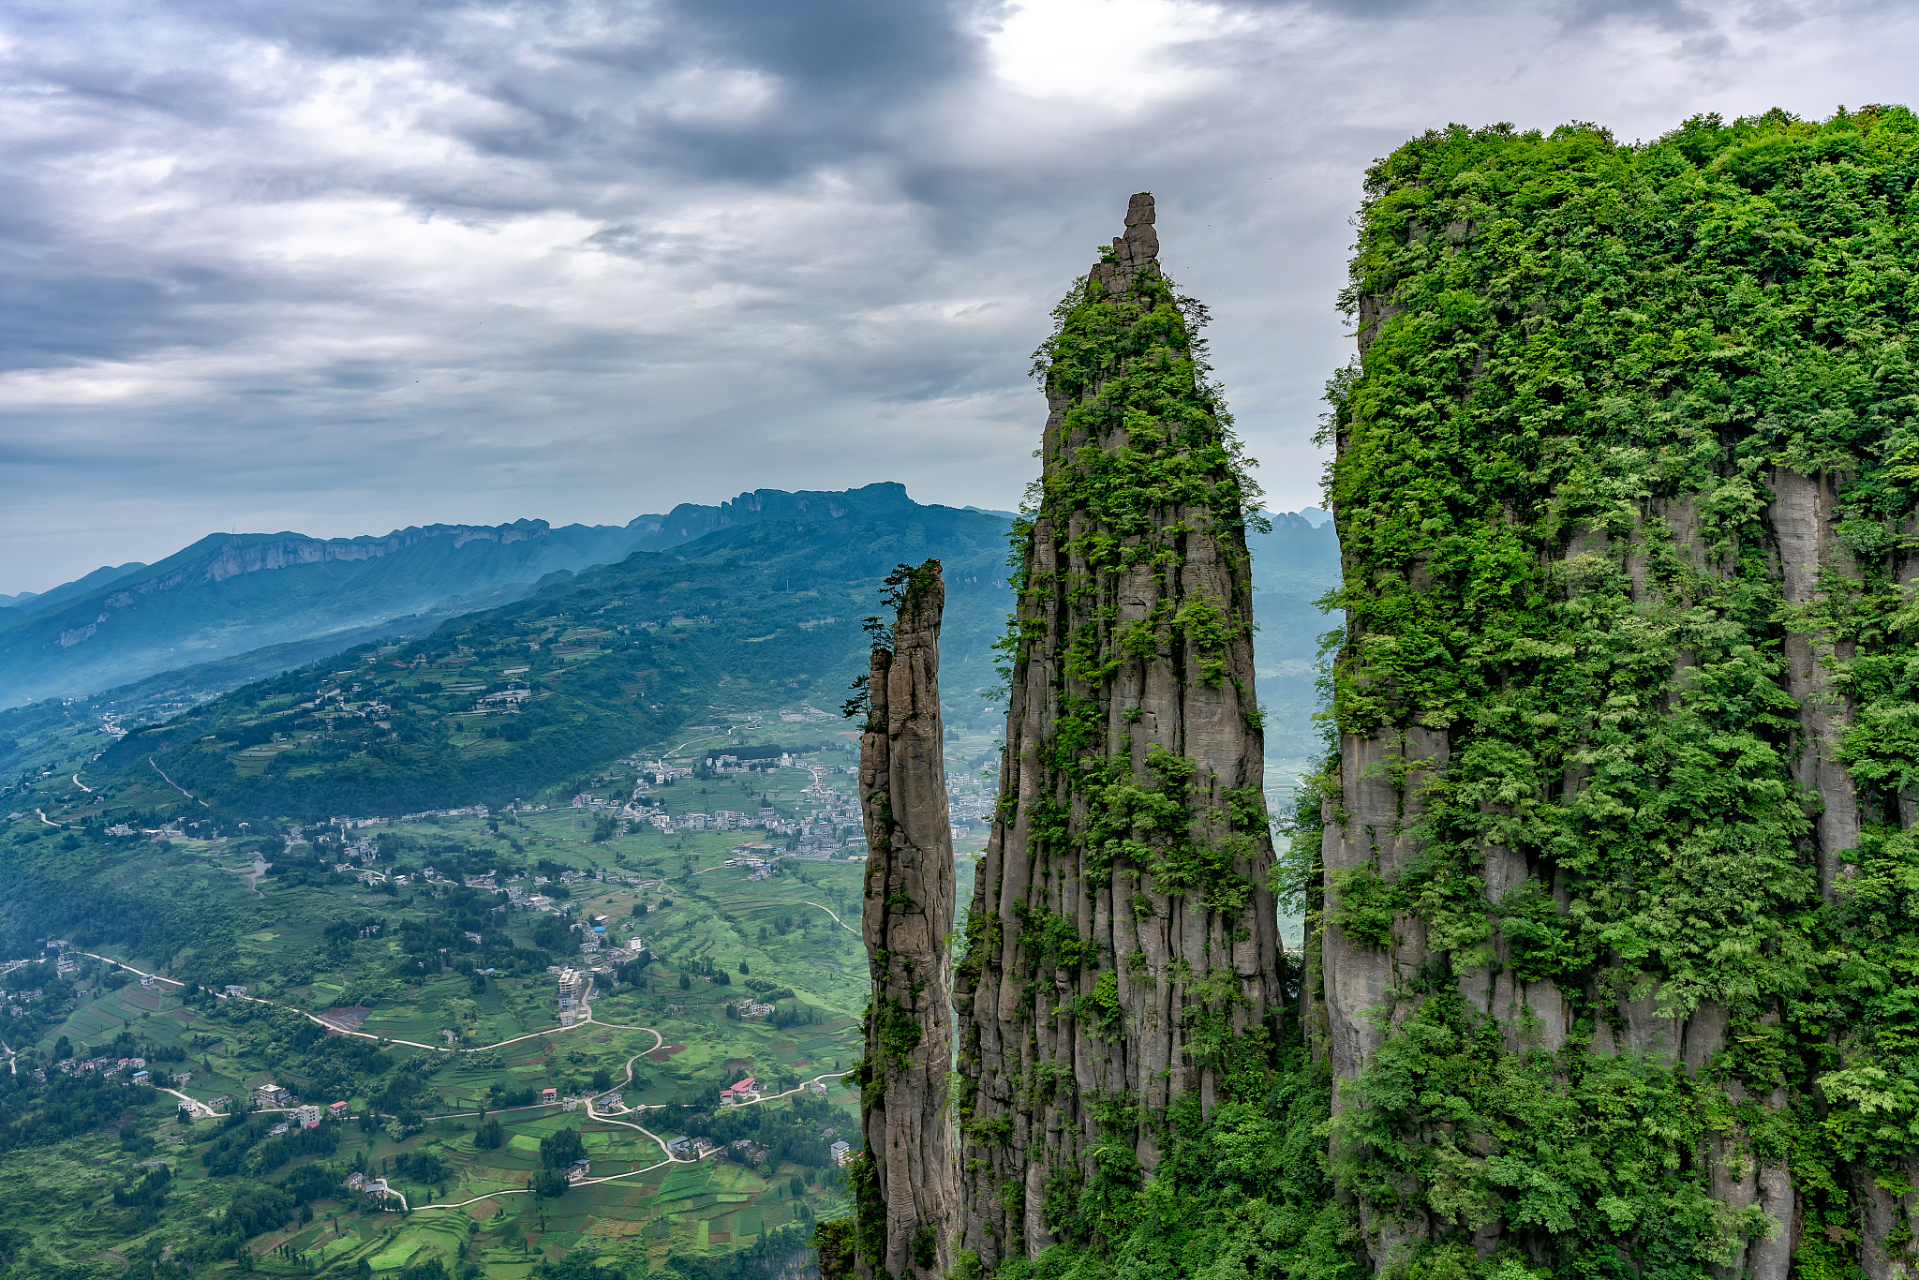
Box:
[952,194,1282,1266]
[855,560,959,1279]
[1770,467,1862,900]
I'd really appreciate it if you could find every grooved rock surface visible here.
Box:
[952,194,1281,1266]
[1320,343,1862,1280]
[856,561,958,1279]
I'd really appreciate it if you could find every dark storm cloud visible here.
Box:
[0,0,1915,590]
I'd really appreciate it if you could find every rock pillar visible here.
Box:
[855,559,959,1279]
[951,193,1283,1266]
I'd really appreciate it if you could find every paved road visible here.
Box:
[408,1055,844,1212]
[158,1085,220,1119]
[78,949,847,1223]
[80,952,655,1057]
[148,759,210,807]
[799,900,859,935]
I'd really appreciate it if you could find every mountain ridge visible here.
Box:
[0,484,982,710]
[86,502,1020,821]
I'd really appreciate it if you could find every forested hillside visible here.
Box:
[0,520,647,708]
[88,504,1015,822]
[0,484,949,709]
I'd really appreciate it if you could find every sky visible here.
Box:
[1,0,1914,593]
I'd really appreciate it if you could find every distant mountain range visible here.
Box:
[0,483,934,709]
[1244,510,1342,760]
[0,487,1339,808]
[90,498,1021,820]
[0,562,150,615]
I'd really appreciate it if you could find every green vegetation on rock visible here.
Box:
[1310,105,1919,1276]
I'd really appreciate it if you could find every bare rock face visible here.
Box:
[952,193,1282,1266]
[854,560,959,1280]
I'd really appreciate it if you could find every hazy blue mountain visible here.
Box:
[91,500,1019,820]
[1246,511,1342,760]
[2,562,148,616]
[624,482,926,550]
[0,486,960,710]
[0,490,1340,800]
[0,521,650,708]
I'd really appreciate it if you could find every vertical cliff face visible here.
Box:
[1318,110,1919,1277]
[952,193,1283,1267]
[854,560,959,1280]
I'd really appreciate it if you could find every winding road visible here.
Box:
[401,1053,845,1213]
[80,951,656,1057]
[148,759,210,807]
[797,900,858,936]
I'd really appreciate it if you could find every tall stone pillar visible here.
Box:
[951,194,1282,1266]
[855,560,959,1279]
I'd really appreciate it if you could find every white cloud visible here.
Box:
[981,0,1259,110]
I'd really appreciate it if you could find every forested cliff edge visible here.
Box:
[836,106,1919,1280]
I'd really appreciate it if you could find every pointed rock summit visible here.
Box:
[851,560,959,1279]
[951,193,1283,1266]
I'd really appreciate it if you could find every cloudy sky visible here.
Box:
[0,0,1913,592]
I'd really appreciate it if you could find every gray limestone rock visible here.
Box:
[951,194,1283,1264]
[1316,338,1860,1280]
[856,560,959,1279]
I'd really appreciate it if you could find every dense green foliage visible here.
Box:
[957,1011,1351,1280]
[1311,106,1919,1273]
[0,1070,158,1154]
[1004,254,1265,910]
[684,1092,851,1173]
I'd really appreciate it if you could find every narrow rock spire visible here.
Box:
[951,193,1282,1267]
[852,559,959,1279]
